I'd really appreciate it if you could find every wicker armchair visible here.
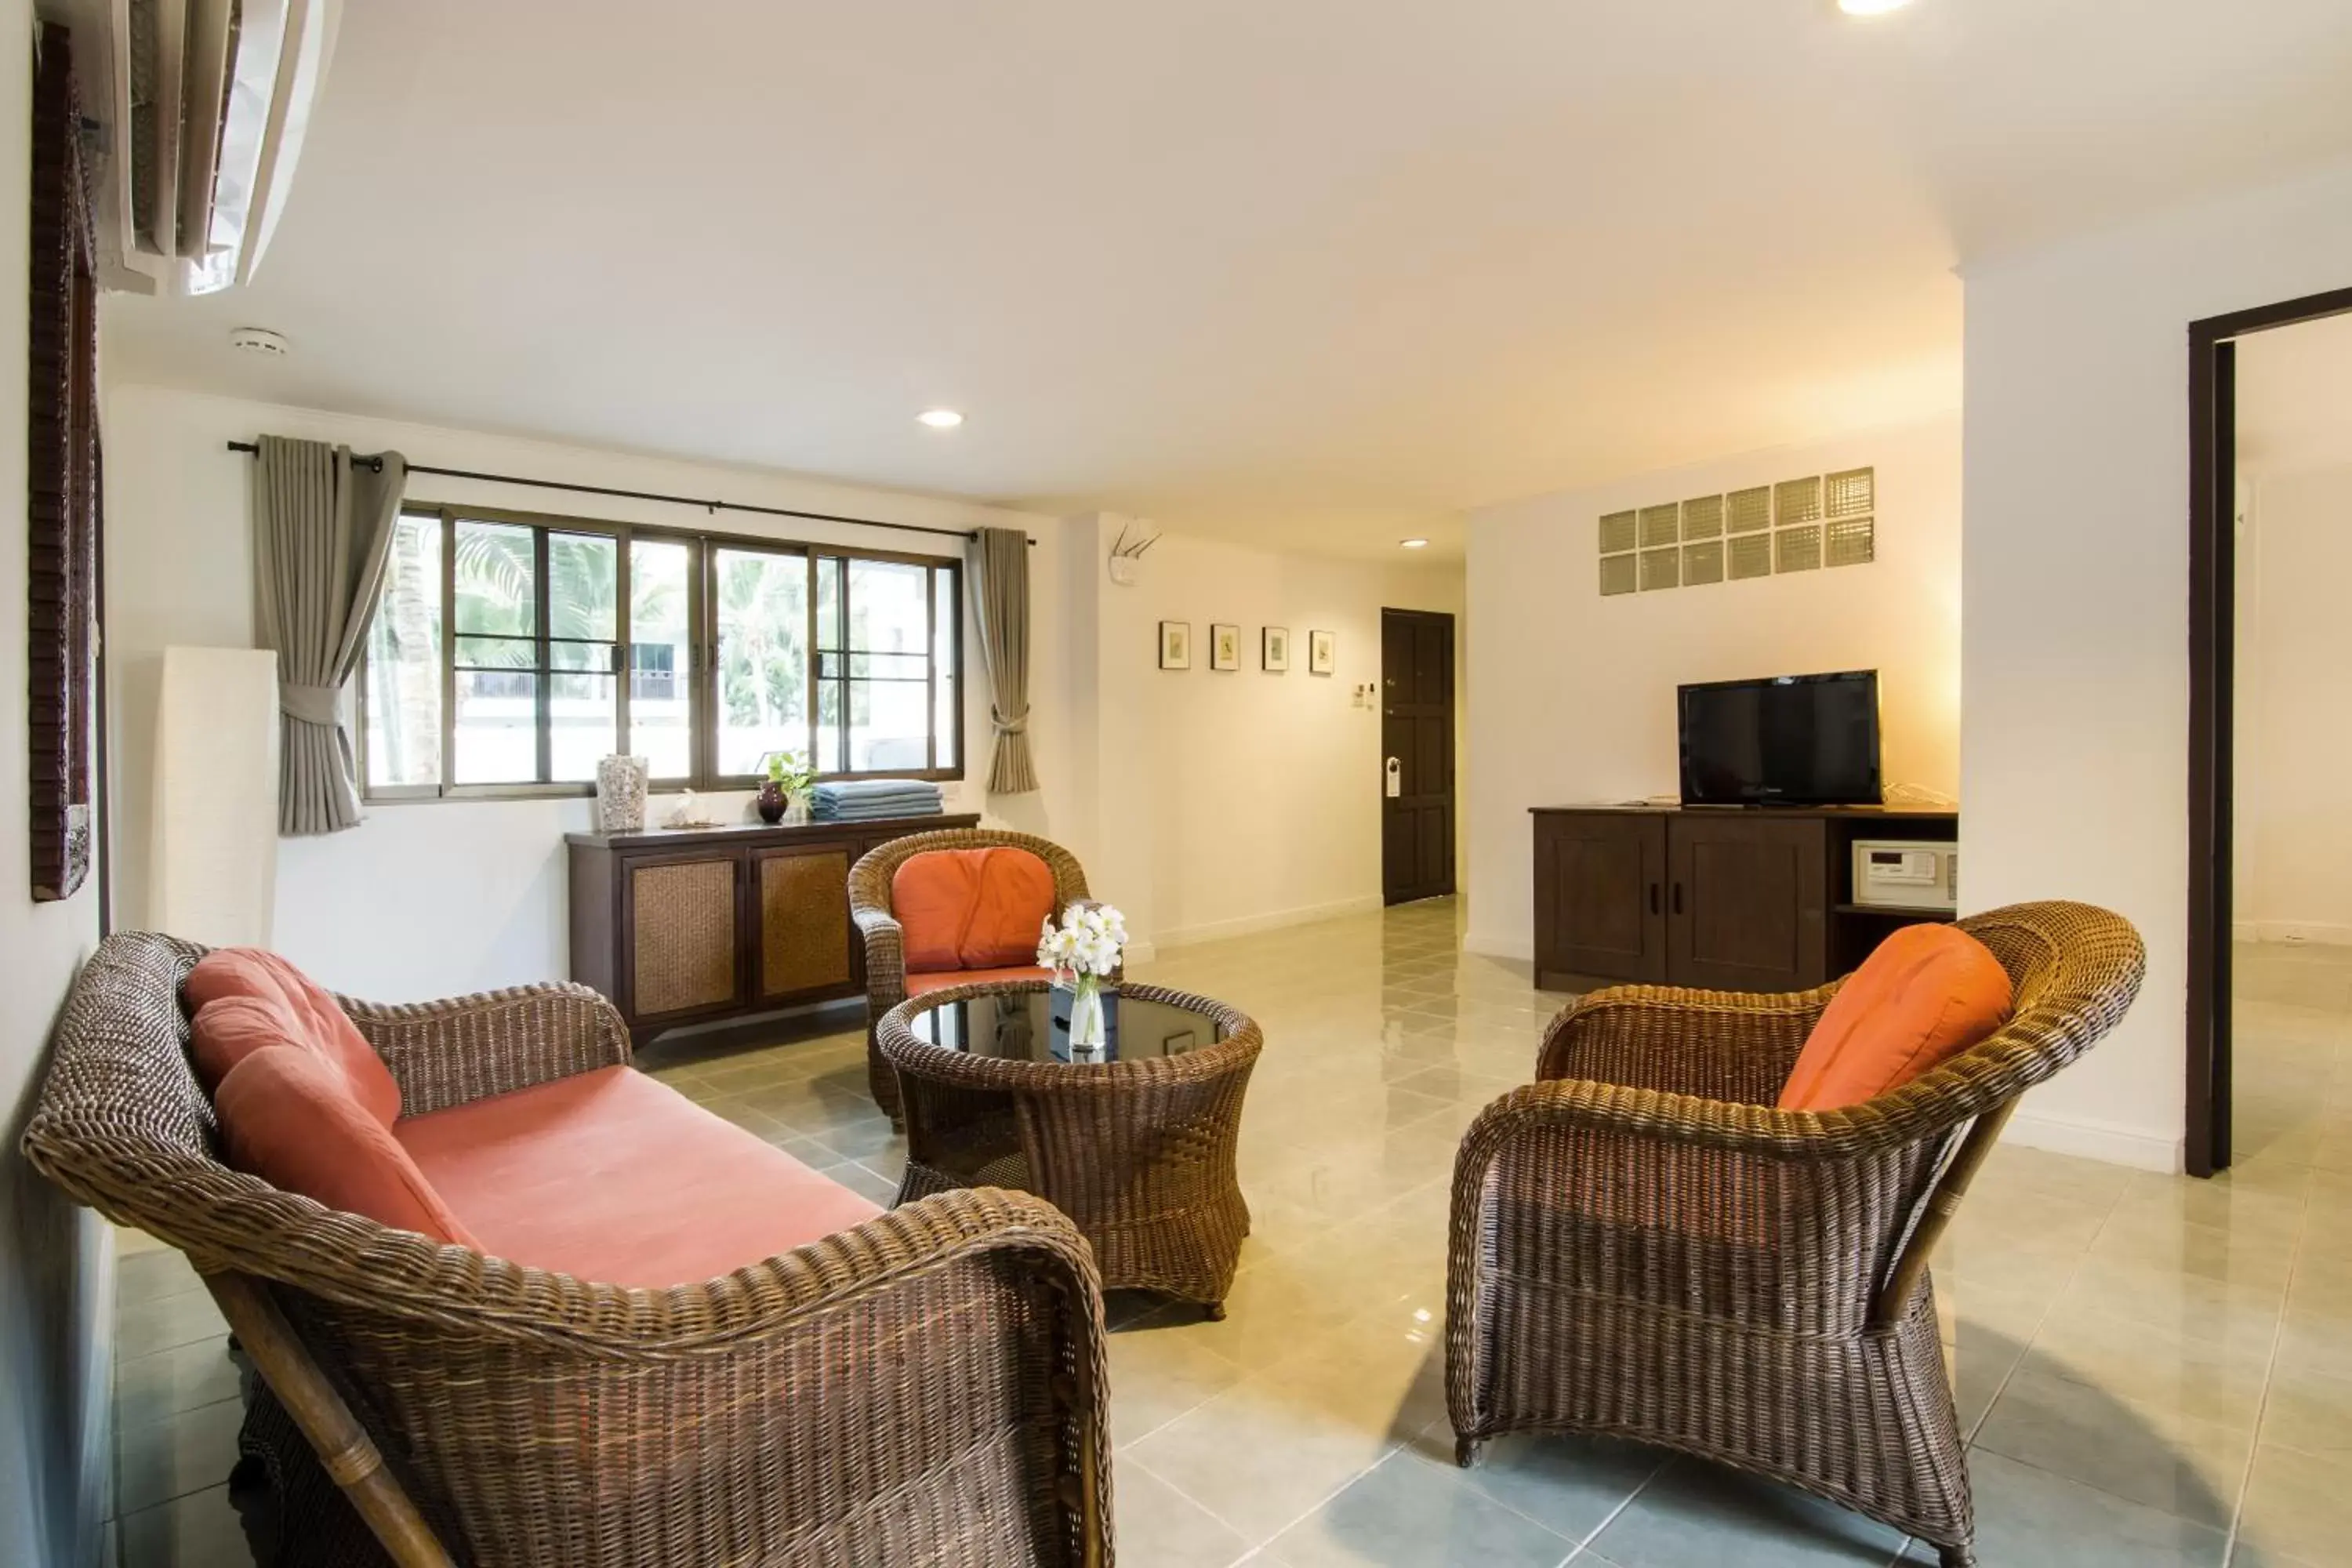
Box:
[24,932,1114,1568]
[1446,900,2144,1568]
[850,827,1094,1123]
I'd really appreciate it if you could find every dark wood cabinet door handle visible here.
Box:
[1671,883,1685,916]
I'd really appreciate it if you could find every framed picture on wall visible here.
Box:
[1210,623,1241,671]
[1263,626,1290,671]
[1159,620,1192,670]
[1308,629,1336,675]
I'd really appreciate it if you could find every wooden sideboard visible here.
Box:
[568,813,980,1047]
[1530,804,1959,994]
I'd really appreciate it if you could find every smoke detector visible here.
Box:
[230,327,291,358]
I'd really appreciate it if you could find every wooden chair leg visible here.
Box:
[201,1269,456,1568]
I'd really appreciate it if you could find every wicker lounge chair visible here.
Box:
[850,827,1094,1123]
[1445,899,2145,1568]
[23,931,1114,1568]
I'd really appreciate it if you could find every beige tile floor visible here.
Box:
[105,912,2352,1567]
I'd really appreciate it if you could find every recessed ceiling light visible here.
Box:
[1399,538,1430,549]
[1837,0,1913,14]
[916,408,964,429]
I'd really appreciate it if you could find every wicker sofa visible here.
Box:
[24,931,1114,1568]
[850,828,1096,1123]
[1445,900,2145,1568]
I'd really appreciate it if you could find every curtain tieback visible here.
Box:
[280,684,342,726]
[989,707,1029,736]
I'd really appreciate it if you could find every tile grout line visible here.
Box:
[2220,1157,2319,1565]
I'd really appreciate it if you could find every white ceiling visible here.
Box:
[2238,310,2352,481]
[99,0,2352,560]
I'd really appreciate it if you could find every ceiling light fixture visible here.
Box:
[916,408,964,429]
[1399,538,1430,549]
[1837,0,1914,14]
[229,327,291,358]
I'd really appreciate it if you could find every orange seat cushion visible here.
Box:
[905,964,1053,997]
[1778,924,2015,1112]
[892,848,1058,972]
[213,1047,477,1247]
[186,948,401,1126]
[395,1065,883,1288]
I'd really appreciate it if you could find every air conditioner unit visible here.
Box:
[96,0,341,295]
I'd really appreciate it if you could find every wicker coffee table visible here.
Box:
[878,979,1261,1316]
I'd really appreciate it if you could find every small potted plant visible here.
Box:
[1038,902,1127,1062]
[755,750,816,825]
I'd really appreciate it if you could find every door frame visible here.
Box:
[1379,606,1458,906]
[2186,282,2352,1178]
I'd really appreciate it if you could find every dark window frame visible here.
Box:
[358,501,964,802]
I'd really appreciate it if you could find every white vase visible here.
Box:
[594,755,648,833]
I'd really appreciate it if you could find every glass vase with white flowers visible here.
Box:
[1038,902,1127,1062]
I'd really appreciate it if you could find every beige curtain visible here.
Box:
[252,436,409,834]
[965,525,1037,793]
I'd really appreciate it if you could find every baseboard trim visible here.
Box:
[1149,895,1386,952]
[2002,1108,2183,1173]
[2238,920,2352,948]
[1461,929,1535,962]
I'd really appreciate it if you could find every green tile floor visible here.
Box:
[105,909,2352,1566]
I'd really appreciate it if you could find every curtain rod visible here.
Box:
[222,441,1034,546]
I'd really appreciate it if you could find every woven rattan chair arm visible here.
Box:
[1460,1072,1951,1163]
[338,982,631,1116]
[1535,981,1842,1102]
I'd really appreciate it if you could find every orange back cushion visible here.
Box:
[1778,924,2015,1112]
[213,1047,476,1247]
[892,848,1059,971]
[187,949,401,1126]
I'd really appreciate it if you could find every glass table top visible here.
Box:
[905,984,1229,1065]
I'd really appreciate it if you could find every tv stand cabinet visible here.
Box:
[1530,804,1958,994]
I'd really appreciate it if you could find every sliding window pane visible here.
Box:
[453,520,535,637]
[842,558,931,772]
[452,520,540,782]
[628,538,693,779]
[363,514,441,788]
[546,532,617,781]
[933,567,957,771]
[453,670,540,782]
[550,641,616,782]
[713,546,809,777]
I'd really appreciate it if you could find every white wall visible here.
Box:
[1462,416,1963,959]
[2,12,111,1567]
[2234,463,2352,944]
[1062,520,1465,951]
[1962,154,2352,1174]
[102,383,1080,1000]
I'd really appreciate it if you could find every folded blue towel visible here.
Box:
[815,779,941,803]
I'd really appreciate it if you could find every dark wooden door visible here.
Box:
[1666,815,1828,993]
[1381,608,1456,904]
[1534,812,1667,988]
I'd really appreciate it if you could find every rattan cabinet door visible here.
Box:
[626,852,747,1022]
[751,844,855,1003]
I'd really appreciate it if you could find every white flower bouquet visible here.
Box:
[1037,902,1127,981]
[1039,902,1127,1059]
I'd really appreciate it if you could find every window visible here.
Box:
[360,506,963,800]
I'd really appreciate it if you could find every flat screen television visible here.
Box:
[1678,670,1882,806]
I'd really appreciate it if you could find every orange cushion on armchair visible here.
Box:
[892,848,1058,971]
[1777,924,2014,1112]
[186,949,401,1126]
